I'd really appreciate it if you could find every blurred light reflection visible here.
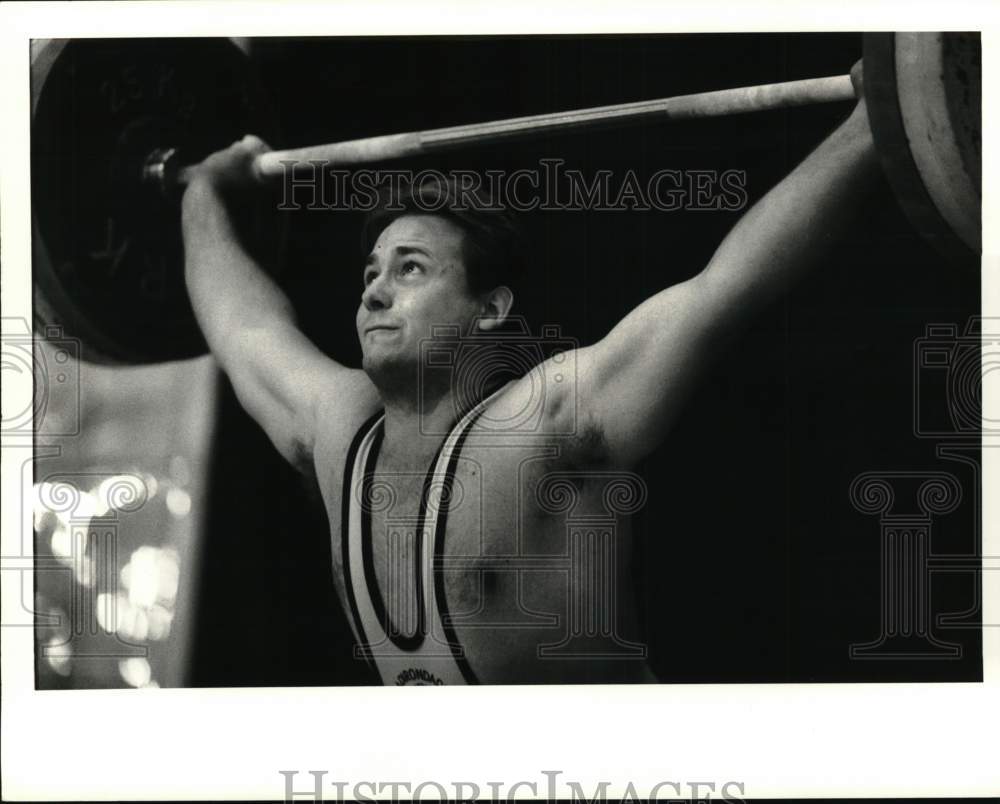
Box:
[122,546,180,608]
[33,343,216,689]
[49,522,72,561]
[46,637,72,676]
[165,487,192,518]
[118,657,152,688]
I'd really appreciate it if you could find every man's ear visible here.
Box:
[477,286,514,332]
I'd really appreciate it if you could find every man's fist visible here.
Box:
[188,134,271,193]
[181,135,277,249]
[849,59,864,103]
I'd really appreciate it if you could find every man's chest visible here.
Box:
[322,441,571,608]
[318,434,646,683]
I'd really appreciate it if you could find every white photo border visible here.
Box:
[2,1,998,800]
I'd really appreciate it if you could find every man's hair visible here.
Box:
[361,177,526,297]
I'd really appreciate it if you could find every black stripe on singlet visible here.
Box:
[340,410,383,666]
[431,407,490,685]
[360,424,446,651]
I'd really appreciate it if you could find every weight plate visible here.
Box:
[31,38,280,363]
[863,32,981,263]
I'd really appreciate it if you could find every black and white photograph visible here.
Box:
[2,1,997,800]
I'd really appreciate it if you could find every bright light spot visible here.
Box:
[141,680,161,689]
[165,487,192,518]
[50,522,73,561]
[158,551,180,604]
[35,482,108,526]
[126,547,159,608]
[33,505,54,534]
[46,637,72,677]
[124,547,156,607]
[95,592,150,640]
[95,593,115,632]
[123,546,180,608]
[74,552,95,588]
[118,595,141,640]
[123,607,150,642]
[37,604,70,644]
[69,490,106,522]
[145,474,159,499]
[118,657,151,688]
[146,604,174,641]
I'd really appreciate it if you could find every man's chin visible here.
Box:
[362,349,417,388]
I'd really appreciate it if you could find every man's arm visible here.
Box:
[552,75,879,467]
[182,136,370,470]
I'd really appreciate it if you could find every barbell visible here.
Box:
[30,34,981,365]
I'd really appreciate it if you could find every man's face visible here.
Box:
[356,215,481,384]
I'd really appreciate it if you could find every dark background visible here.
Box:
[188,34,981,686]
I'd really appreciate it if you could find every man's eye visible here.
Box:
[401,261,422,275]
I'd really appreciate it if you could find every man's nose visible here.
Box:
[361,273,392,311]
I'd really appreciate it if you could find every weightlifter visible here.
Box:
[181,63,876,685]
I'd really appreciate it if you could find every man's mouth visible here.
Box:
[365,324,400,334]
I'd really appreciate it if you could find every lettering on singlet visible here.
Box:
[395,668,445,686]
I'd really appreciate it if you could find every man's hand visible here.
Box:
[182,134,273,255]
[186,134,271,196]
[849,58,864,101]
[847,59,870,131]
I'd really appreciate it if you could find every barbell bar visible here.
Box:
[158,74,857,189]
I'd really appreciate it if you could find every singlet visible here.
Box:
[339,386,509,686]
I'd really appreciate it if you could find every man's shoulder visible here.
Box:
[467,374,615,471]
[473,360,578,438]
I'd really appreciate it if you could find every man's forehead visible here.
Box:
[369,215,464,258]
